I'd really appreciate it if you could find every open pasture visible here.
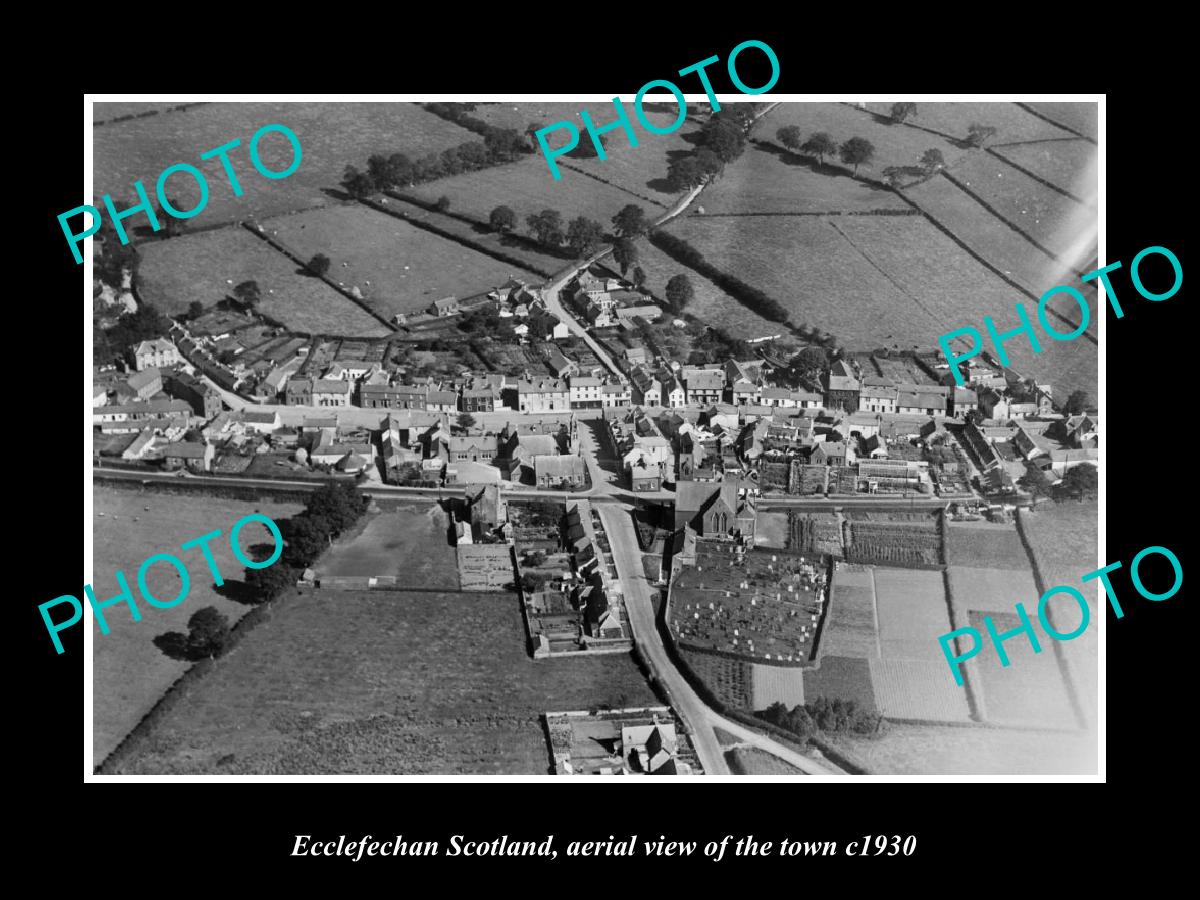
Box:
[264,204,542,319]
[862,101,1075,146]
[137,226,392,336]
[93,102,478,223]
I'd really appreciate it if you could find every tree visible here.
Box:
[566,216,605,257]
[457,142,489,170]
[489,205,517,232]
[520,572,549,593]
[457,412,477,431]
[1054,464,1098,502]
[919,148,946,174]
[612,203,649,238]
[305,482,364,534]
[525,122,547,149]
[890,102,918,123]
[789,345,829,378]
[233,280,261,309]
[693,147,724,179]
[367,153,392,188]
[665,274,694,313]
[386,152,413,187]
[157,198,186,236]
[1063,390,1090,415]
[186,607,230,658]
[612,236,639,276]
[244,564,298,604]
[526,209,564,246]
[800,132,837,164]
[666,155,705,191]
[281,515,329,567]
[966,123,998,147]
[776,124,802,152]
[882,166,905,188]
[839,137,876,173]
[631,265,648,290]
[484,127,526,161]
[187,300,205,320]
[341,165,374,199]
[434,195,451,212]
[306,253,331,277]
[701,116,746,162]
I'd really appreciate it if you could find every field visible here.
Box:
[946,566,1039,613]
[1018,501,1099,724]
[945,152,1096,265]
[106,589,659,774]
[992,139,1098,200]
[761,103,967,176]
[861,101,1076,146]
[693,140,910,214]
[944,521,1032,570]
[92,486,305,765]
[968,611,1077,728]
[93,102,477,223]
[263,204,542,319]
[316,504,455,583]
[1023,103,1098,141]
[407,156,657,233]
[470,99,698,207]
[725,746,806,775]
[750,663,806,710]
[137,226,392,336]
[832,721,1097,775]
[813,564,972,722]
[682,649,752,710]
[632,237,782,340]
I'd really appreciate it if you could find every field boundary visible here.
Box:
[987,146,1092,207]
[240,221,398,331]
[941,567,986,723]
[686,209,922,218]
[1014,103,1098,146]
[556,160,672,209]
[825,219,942,323]
[94,102,209,127]
[1013,507,1090,730]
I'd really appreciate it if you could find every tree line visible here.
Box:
[153,483,367,660]
[757,696,882,742]
[666,108,756,191]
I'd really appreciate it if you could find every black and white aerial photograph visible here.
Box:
[85,96,1100,778]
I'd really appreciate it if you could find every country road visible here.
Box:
[598,504,841,776]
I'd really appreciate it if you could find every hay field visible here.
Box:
[992,139,1098,199]
[946,566,1039,613]
[264,204,542,319]
[137,226,392,336]
[1022,103,1098,141]
[945,521,1033,570]
[874,568,952,661]
[107,588,658,775]
[92,486,304,765]
[803,656,876,711]
[93,102,477,222]
[820,565,877,658]
[967,611,1077,728]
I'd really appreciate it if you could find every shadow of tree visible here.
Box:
[646,177,677,194]
[153,631,203,661]
[320,186,354,202]
[213,580,258,606]
[752,141,896,194]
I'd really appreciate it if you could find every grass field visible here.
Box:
[1018,501,1099,724]
[92,486,305,765]
[108,587,659,774]
[833,721,1096,775]
[93,102,477,223]
[946,566,1039,613]
[803,656,876,712]
[874,568,951,661]
[1023,103,1098,141]
[992,139,1098,200]
[726,746,806,775]
[264,204,542,319]
[862,102,1075,146]
[317,504,455,583]
[137,226,392,336]
[761,103,966,176]
[632,236,782,339]
[693,140,910,214]
[750,663,806,710]
[944,521,1033,570]
[946,152,1096,264]
[868,658,971,722]
[406,156,658,235]
[968,611,1077,728]
[471,100,697,207]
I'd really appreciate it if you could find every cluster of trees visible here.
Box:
[306,253,331,277]
[889,102,918,123]
[685,323,752,366]
[95,224,139,290]
[153,606,233,660]
[666,108,754,190]
[648,230,791,324]
[775,127,877,174]
[758,696,882,741]
[342,106,529,199]
[485,201,651,266]
[881,148,947,188]
[95,303,171,366]
[965,123,998,147]
[664,273,694,314]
